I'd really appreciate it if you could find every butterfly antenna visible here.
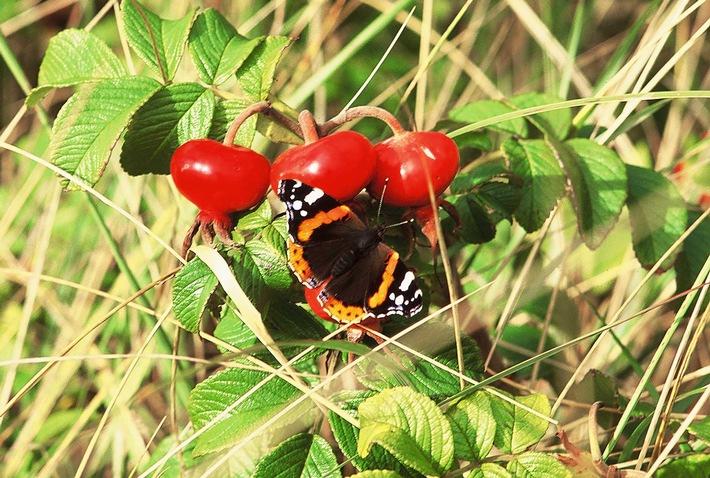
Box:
[376,177,389,223]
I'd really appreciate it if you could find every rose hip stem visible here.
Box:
[223,100,304,146]
[298,110,321,144]
[320,105,406,136]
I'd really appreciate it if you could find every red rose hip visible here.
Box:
[368,131,460,207]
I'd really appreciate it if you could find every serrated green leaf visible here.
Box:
[188,368,311,456]
[252,433,340,478]
[453,130,493,151]
[215,296,327,356]
[675,210,710,305]
[446,390,496,461]
[475,181,523,223]
[120,83,215,175]
[509,92,571,140]
[355,325,484,400]
[237,199,273,231]
[657,453,710,477]
[507,451,572,478]
[49,76,161,190]
[449,195,496,244]
[350,471,406,478]
[209,98,258,147]
[328,392,423,478]
[358,387,454,476]
[469,463,513,478]
[188,8,263,85]
[172,256,219,333]
[555,138,627,249]
[141,435,197,477]
[449,161,511,194]
[490,393,551,454]
[687,415,710,444]
[449,100,527,136]
[27,29,126,107]
[626,164,687,271]
[231,238,293,307]
[237,35,291,101]
[503,139,565,232]
[121,0,196,81]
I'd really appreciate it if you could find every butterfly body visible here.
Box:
[278,179,423,327]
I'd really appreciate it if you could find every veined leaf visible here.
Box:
[120,83,215,175]
[188,368,312,456]
[490,393,551,454]
[189,8,263,85]
[449,100,527,137]
[469,463,513,478]
[446,390,496,462]
[503,139,565,232]
[328,392,422,478]
[27,29,126,106]
[121,0,196,81]
[626,165,687,271]
[507,452,572,478]
[209,98,258,147]
[237,35,292,101]
[231,238,293,307]
[349,472,406,478]
[172,256,219,333]
[252,433,340,478]
[509,92,572,140]
[49,76,161,190]
[674,210,710,300]
[555,138,627,249]
[358,387,454,477]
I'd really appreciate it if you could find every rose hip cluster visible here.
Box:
[170,102,460,257]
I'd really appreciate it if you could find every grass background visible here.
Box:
[0,0,708,476]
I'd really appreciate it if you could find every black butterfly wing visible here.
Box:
[278,179,367,287]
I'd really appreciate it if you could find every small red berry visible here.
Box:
[270,131,376,201]
[171,138,271,222]
[368,131,460,207]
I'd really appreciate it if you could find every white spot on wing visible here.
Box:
[399,271,415,291]
[304,188,324,205]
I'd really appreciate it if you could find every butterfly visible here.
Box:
[278,179,423,340]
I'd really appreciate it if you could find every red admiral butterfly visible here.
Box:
[278,179,423,337]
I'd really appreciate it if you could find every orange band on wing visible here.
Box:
[296,206,351,243]
[367,251,399,309]
[287,240,316,285]
[321,296,368,324]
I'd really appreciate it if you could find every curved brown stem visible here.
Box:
[320,105,406,136]
[224,101,271,146]
[298,110,321,144]
[224,101,305,146]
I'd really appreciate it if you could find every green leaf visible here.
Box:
[256,100,303,145]
[349,472,406,478]
[449,195,496,244]
[209,98,258,147]
[688,415,710,444]
[237,35,292,101]
[252,433,340,478]
[355,325,484,400]
[121,0,196,81]
[172,256,219,333]
[49,76,161,190]
[626,164,687,271]
[188,8,263,85]
[141,435,197,477]
[469,463,513,478]
[657,454,710,477]
[120,83,215,175]
[446,390,496,461]
[188,368,311,456]
[502,139,566,232]
[490,393,551,454]
[675,210,710,305]
[358,387,454,476]
[232,239,293,307]
[27,29,126,106]
[509,92,571,140]
[449,160,511,194]
[507,452,572,478]
[236,199,273,231]
[555,138,627,249]
[449,100,527,137]
[328,391,423,478]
